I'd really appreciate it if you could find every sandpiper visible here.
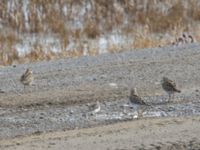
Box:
[20,68,34,91]
[129,88,149,118]
[130,88,147,105]
[161,77,181,101]
[88,101,101,115]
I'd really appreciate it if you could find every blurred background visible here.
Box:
[0,0,199,65]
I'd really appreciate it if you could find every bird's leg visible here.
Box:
[28,85,31,93]
[24,85,26,93]
[138,111,142,118]
[138,107,145,118]
[168,93,171,102]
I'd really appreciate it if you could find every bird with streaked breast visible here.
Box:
[20,68,34,90]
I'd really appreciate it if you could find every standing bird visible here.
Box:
[130,88,147,105]
[84,101,101,118]
[88,101,101,115]
[161,77,181,102]
[20,68,34,91]
[129,88,149,118]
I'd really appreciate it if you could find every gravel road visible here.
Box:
[0,43,200,149]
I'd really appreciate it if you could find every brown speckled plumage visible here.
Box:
[20,68,33,90]
[129,88,147,105]
[161,77,181,101]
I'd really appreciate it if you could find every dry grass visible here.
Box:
[84,20,100,39]
[0,0,200,65]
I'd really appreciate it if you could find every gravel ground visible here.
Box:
[0,43,200,149]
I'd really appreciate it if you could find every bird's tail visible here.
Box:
[175,88,181,93]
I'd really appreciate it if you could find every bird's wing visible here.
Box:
[130,95,147,105]
[166,79,177,88]
[20,74,25,81]
[89,103,98,111]
[25,71,32,78]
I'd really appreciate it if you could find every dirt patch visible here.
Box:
[0,117,200,150]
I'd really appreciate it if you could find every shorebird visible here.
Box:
[129,88,149,118]
[130,88,147,105]
[128,88,168,118]
[161,77,181,102]
[20,68,34,91]
[88,101,101,115]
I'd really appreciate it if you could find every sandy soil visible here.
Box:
[0,116,200,150]
[0,43,200,149]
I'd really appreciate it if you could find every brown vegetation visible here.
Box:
[0,0,200,65]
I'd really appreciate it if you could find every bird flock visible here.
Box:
[19,68,181,118]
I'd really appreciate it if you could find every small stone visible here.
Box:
[70,110,74,114]
[109,83,118,88]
